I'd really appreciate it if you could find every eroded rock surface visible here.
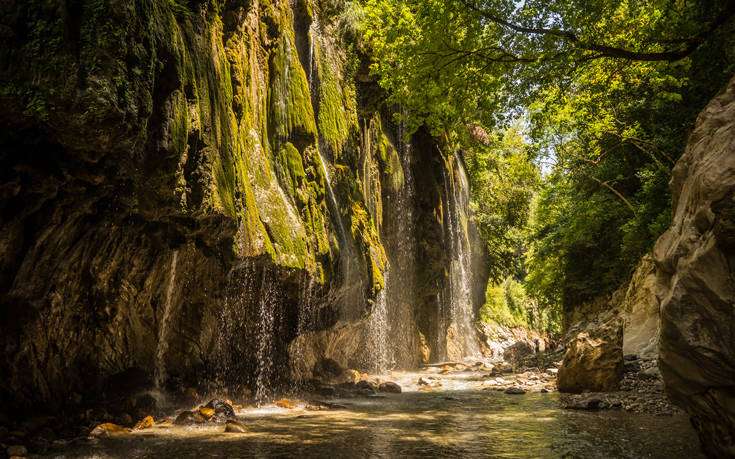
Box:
[557,309,623,393]
[655,76,735,457]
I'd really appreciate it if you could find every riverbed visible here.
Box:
[48,367,703,458]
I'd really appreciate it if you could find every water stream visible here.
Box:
[58,366,703,459]
[154,249,179,390]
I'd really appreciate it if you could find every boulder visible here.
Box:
[173,411,205,426]
[133,416,154,430]
[503,341,534,365]
[654,75,735,457]
[224,420,247,433]
[378,382,402,394]
[557,315,623,393]
[505,387,526,395]
[204,399,235,420]
[275,399,297,409]
[89,423,130,437]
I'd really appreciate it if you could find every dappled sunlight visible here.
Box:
[60,368,703,458]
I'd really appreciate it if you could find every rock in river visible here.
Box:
[378,382,402,394]
[225,420,247,433]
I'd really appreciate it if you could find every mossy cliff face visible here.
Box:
[0,0,484,405]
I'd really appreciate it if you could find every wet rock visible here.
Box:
[134,394,158,415]
[133,416,154,430]
[338,369,361,384]
[199,407,215,419]
[540,388,549,393]
[504,342,535,366]
[224,420,247,433]
[180,387,200,406]
[118,413,133,426]
[276,399,297,409]
[654,74,735,457]
[204,399,236,419]
[505,388,526,395]
[356,380,378,392]
[7,445,27,457]
[314,384,336,397]
[313,358,345,380]
[378,382,402,394]
[557,314,623,393]
[104,368,152,398]
[90,423,130,437]
[418,377,431,386]
[173,411,205,426]
[563,395,604,410]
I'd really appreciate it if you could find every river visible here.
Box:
[49,365,702,458]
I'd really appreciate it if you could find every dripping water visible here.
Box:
[255,270,277,405]
[367,272,391,373]
[444,152,479,359]
[155,250,179,390]
[385,108,418,367]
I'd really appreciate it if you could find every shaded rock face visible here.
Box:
[654,76,735,457]
[621,256,659,360]
[558,307,623,393]
[0,0,487,408]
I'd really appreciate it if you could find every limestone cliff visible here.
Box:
[654,75,735,458]
[0,0,487,408]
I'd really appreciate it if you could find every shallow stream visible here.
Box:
[50,367,702,458]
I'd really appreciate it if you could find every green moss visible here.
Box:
[315,42,351,155]
[268,23,316,150]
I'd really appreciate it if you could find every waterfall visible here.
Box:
[155,250,178,390]
[254,270,277,404]
[308,20,317,90]
[384,112,418,367]
[367,272,391,373]
[443,153,479,360]
[291,276,317,383]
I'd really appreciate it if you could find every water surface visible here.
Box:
[51,368,702,458]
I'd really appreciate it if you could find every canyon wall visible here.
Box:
[654,75,735,458]
[0,0,487,409]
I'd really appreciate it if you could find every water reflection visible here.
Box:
[52,370,702,459]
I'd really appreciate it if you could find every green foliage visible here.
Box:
[463,123,540,282]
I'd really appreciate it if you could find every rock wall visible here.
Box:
[654,75,735,458]
[0,0,486,408]
[558,256,660,393]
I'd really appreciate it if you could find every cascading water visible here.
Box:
[291,276,317,382]
[384,111,419,367]
[443,153,479,360]
[366,272,391,373]
[155,250,178,390]
[254,270,278,404]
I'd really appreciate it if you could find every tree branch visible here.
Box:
[459,0,735,62]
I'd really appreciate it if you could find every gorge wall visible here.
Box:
[654,75,735,458]
[0,0,487,409]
